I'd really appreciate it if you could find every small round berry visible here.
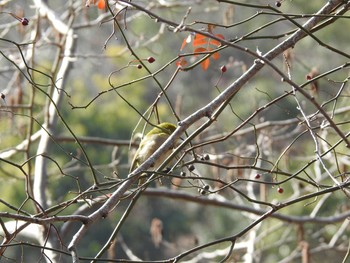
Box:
[21,17,29,26]
[220,65,227,73]
[147,56,155,63]
[255,173,261,179]
[277,187,284,194]
[204,184,210,190]
[200,189,206,195]
[204,154,210,160]
[188,164,195,172]
[1,93,5,100]
[275,1,282,7]
[137,64,142,69]
[180,171,186,177]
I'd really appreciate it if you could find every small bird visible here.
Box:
[130,122,177,185]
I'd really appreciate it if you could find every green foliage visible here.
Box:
[0,176,28,212]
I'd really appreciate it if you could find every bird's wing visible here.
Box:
[129,133,169,172]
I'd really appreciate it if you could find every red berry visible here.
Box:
[220,65,227,73]
[277,187,284,193]
[137,64,142,69]
[147,57,155,63]
[255,174,261,179]
[21,18,29,26]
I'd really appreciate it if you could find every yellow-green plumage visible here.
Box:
[130,123,177,183]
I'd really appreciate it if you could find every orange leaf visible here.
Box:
[180,38,187,51]
[209,34,225,46]
[194,47,207,56]
[193,33,207,46]
[97,0,105,9]
[209,39,221,46]
[212,52,220,60]
[201,58,210,71]
[180,34,191,51]
[176,57,187,68]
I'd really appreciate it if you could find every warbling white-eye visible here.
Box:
[130,122,177,185]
